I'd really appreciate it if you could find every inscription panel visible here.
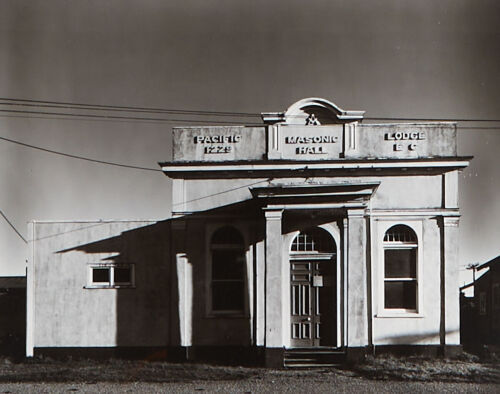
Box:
[280,125,343,160]
[171,123,457,162]
[348,124,457,158]
[173,126,266,162]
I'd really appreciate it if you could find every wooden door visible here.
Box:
[290,258,336,347]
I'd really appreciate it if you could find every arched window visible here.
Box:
[383,225,418,311]
[291,227,336,254]
[210,226,245,313]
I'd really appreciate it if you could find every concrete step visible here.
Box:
[284,363,340,368]
[283,348,345,368]
[284,350,342,355]
[284,358,318,362]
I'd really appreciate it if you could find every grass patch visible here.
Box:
[0,358,259,383]
[350,353,500,383]
[0,352,498,384]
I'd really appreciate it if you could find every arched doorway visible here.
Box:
[290,227,337,347]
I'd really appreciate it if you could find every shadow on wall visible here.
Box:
[56,221,174,358]
[375,329,459,345]
[372,330,460,357]
[52,201,260,359]
[50,198,347,361]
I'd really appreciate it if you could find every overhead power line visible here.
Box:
[0,113,182,125]
[364,117,500,122]
[0,209,27,244]
[0,135,163,172]
[1,97,500,123]
[1,108,499,128]
[0,97,261,118]
[0,109,261,125]
[173,179,273,207]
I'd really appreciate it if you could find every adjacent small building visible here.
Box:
[0,276,26,356]
[461,255,500,346]
[26,98,471,366]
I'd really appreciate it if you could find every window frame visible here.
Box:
[85,263,135,289]
[376,221,423,317]
[206,224,249,317]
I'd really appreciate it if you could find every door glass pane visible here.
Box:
[302,284,310,315]
[292,285,300,315]
[315,287,320,315]
[303,323,311,339]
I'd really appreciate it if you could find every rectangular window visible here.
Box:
[209,225,246,314]
[211,253,245,312]
[86,264,135,289]
[379,223,421,317]
[384,248,417,311]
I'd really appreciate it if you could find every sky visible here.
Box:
[0,0,499,283]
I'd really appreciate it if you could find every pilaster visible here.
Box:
[346,209,369,347]
[255,236,266,346]
[441,216,460,345]
[264,209,284,348]
[170,220,191,347]
[443,171,459,209]
[171,179,186,216]
[266,125,282,160]
[342,122,358,158]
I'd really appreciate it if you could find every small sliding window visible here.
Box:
[86,264,135,289]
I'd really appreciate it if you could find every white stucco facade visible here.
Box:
[27,98,470,366]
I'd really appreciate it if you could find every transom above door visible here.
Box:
[290,227,337,348]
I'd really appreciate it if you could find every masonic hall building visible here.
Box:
[27,98,471,367]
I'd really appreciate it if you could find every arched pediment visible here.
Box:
[261,97,364,125]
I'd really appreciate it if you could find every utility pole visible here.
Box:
[466,263,479,296]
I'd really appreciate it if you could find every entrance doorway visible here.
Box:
[290,228,337,347]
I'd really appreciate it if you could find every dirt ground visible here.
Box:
[0,354,497,393]
[0,375,498,393]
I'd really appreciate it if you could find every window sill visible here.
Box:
[84,285,136,290]
[376,311,424,318]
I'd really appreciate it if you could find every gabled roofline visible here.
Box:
[477,254,500,271]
